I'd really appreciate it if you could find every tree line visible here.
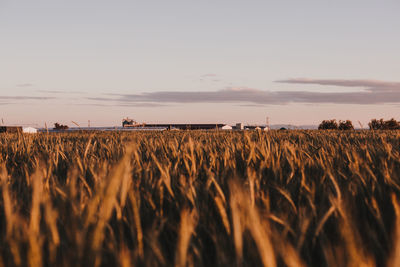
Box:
[318,118,400,130]
[54,123,69,130]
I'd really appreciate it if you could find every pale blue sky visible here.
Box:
[1,1,399,127]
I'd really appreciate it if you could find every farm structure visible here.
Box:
[122,118,269,131]
[22,127,38,133]
[243,125,269,130]
[122,118,229,130]
[125,123,228,130]
[0,126,22,133]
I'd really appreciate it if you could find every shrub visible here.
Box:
[54,122,69,130]
[338,120,354,130]
[368,119,384,130]
[368,118,400,130]
[384,118,400,130]
[318,119,338,130]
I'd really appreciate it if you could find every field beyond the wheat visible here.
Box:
[1,130,400,267]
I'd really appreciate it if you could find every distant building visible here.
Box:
[23,127,38,134]
[122,118,228,130]
[221,125,232,130]
[235,123,244,130]
[122,118,145,127]
[244,125,269,131]
[140,123,228,130]
[122,118,135,127]
[0,126,22,133]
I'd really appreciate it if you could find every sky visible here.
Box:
[1,0,399,127]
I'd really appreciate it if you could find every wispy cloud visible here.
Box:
[0,96,55,100]
[201,73,217,77]
[86,78,400,105]
[37,90,85,94]
[276,78,400,92]
[118,103,168,107]
[76,101,167,107]
[200,73,221,83]
[16,83,34,87]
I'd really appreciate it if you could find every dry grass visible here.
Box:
[0,130,400,266]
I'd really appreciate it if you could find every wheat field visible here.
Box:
[0,130,400,267]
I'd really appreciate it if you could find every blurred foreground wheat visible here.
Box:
[0,130,400,266]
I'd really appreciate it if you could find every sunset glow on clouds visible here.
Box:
[1,1,399,126]
[83,78,400,106]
